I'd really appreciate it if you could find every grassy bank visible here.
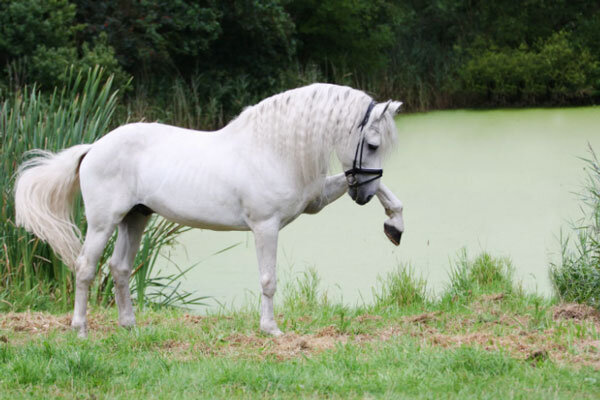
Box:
[1,254,599,399]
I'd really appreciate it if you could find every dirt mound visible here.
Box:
[553,303,600,321]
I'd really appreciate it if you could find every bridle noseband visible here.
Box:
[344,101,383,188]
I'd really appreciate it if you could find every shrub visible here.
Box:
[550,146,600,309]
[0,0,129,91]
[458,31,600,105]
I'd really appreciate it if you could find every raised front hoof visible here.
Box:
[384,222,402,246]
[260,321,283,337]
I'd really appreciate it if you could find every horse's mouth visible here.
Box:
[355,194,374,205]
[348,188,374,205]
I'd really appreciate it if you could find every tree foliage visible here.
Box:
[0,0,599,116]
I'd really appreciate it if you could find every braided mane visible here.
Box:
[228,83,397,184]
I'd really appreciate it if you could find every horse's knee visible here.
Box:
[260,273,276,297]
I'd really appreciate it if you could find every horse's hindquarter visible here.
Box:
[79,124,242,229]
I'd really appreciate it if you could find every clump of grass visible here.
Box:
[550,146,600,309]
[281,267,325,314]
[372,264,428,309]
[444,250,514,301]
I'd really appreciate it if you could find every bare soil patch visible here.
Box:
[404,311,440,324]
[553,303,600,322]
[481,293,505,302]
[221,327,358,360]
[0,311,71,333]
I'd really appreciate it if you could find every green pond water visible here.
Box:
[162,107,600,309]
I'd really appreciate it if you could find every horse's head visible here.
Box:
[342,100,403,205]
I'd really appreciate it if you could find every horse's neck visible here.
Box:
[220,104,352,186]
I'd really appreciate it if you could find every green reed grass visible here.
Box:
[550,146,600,309]
[0,67,197,311]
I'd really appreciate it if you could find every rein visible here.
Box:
[344,101,383,188]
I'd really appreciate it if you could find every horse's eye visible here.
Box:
[368,143,379,151]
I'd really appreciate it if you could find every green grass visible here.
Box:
[372,264,429,309]
[1,252,599,399]
[0,327,597,399]
[444,250,515,301]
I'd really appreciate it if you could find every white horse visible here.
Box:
[14,83,404,337]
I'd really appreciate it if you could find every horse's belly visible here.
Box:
[144,187,250,231]
[153,205,250,231]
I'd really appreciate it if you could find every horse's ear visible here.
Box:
[389,101,403,115]
[376,100,403,121]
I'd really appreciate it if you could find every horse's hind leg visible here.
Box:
[109,211,150,328]
[71,222,116,337]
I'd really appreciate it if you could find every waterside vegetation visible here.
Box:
[0,68,203,313]
[551,147,600,310]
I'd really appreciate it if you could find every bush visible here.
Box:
[74,0,221,73]
[0,0,129,91]
[286,0,395,79]
[550,147,600,309]
[458,32,600,105]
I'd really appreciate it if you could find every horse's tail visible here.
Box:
[14,144,93,270]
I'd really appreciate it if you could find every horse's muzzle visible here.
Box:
[355,193,374,205]
[348,186,375,205]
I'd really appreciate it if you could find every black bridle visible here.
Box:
[344,101,383,188]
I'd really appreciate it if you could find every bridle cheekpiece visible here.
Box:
[344,100,383,188]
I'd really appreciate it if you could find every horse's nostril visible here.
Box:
[366,194,374,202]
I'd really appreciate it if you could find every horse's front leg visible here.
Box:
[303,173,347,214]
[376,183,404,246]
[252,219,283,336]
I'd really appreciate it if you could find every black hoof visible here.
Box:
[384,223,402,246]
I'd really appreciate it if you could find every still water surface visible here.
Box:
[162,107,600,309]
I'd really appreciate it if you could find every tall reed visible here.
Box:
[0,67,197,311]
[550,146,600,309]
